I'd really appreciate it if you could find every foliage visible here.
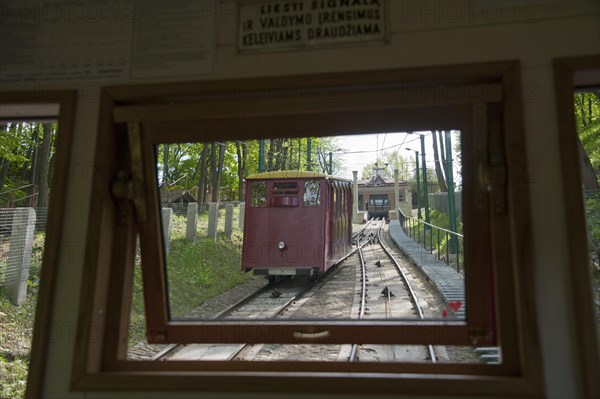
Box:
[574,92,600,178]
[585,196,600,274]
[361,150,410,180]
[155,137,343,203]
[0,123,57,206]
[579,119,600,174]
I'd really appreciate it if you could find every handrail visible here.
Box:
[168,174,189,187]
[0,183,37,196]
[397,207,464,273]
[0,184,39,207]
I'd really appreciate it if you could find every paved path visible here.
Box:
[388,219,465,318]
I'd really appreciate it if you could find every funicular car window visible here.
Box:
[304,180,320,206]
[370,195,388,206]
[250,181,267,207]
[272,181,298,195]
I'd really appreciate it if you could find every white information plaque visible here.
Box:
[0,0,216,85]
[238,0,387,53]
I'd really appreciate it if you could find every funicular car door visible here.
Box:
[324,179,333,259]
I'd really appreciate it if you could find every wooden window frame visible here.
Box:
[0,90,77,399]
[553,55,600,399]
[66,61,545,396]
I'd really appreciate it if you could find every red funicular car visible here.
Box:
[242,171,353,282]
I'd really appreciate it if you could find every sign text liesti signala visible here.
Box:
[238,0,386,52]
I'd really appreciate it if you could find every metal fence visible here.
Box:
[428,191,462,219]
[398,208,464,273]
[0,207,47,305]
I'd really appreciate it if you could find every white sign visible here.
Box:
[0,0,216,85]
[238,0,386,52]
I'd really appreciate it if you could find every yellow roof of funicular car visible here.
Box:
[246,170,329,180]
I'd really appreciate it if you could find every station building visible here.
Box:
[356,167,411,220]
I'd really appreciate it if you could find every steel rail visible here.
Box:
[377,223,437,363]
[153,226,369,362]
[348,222,375,362]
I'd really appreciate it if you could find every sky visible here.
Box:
[332,131,460,181]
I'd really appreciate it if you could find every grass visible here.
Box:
[585,196,600,342]
[128,207,251,347]
[0,232,44,399]
[0,205,250,396]
[408,209,464,272]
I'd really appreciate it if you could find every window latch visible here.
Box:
[479,162,507,214]
[111,123,148,223]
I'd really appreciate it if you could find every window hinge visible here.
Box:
[469,327,495,346]
[476,103,507,214]
[148,329,167,344]
[111,123,148,223]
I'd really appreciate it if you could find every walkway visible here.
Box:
[388,219,465,318]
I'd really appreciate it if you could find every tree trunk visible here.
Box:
[282,144,289,170]
[35,124,53,208]
[162,144,170,189]
[198,144,208,205]
[214,143,226,202]
[432,131,448,192]
[438,130,447,169]
[267,139,275,171]
[236,141,247,201]
[19,124,34,182]
[0,157,8,194]
[579,136,600,190]
[275,139,284,170]
[210,141,219,202]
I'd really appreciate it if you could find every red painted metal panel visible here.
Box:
[242,175,352,275]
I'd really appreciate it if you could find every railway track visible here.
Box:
[346,219,436,363]
[140,219,455,363]
[152,227,368,361]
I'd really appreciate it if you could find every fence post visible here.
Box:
[5,208,36,306]
[186,202,198,243]
[238,202,245,230]
[207,202,218,240]
[224,204,234,237]
[161,208,173,255]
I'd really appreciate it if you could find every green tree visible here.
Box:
[574,92,600,190]
[361,150,410,180]
[0,122,56,206]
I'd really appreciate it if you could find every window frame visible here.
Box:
[553,55,600,399]
[303,179,321,207]
[249,180,267,207]
[0,90,77,399]
[68,62,545,396]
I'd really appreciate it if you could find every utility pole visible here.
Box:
[415,152,421,219]
[306,138,312,171]
[420,134,430,227]
[445,131,458,253]
[258,139,265,172]
[408,149,421,219]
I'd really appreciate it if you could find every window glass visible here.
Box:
[370,195,389,206]
[251,181,267,207]
[304,180,320,206]
[574,91,600,343]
